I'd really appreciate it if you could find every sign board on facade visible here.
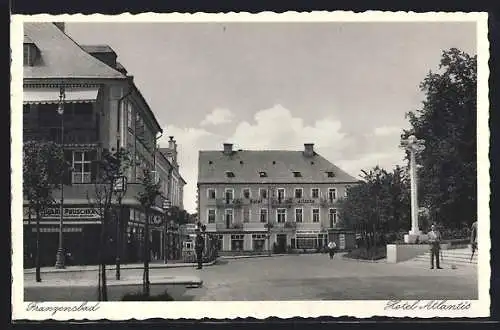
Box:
[24,207,100,219]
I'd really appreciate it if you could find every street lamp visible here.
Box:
[162,198,171,264]
[113,175,128,280]
[401,135,426,243]
[55,84,66,269]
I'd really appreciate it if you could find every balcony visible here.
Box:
[271,197,294,208]
[215,198,243,208]
[320,197,338,208]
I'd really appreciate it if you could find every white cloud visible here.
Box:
[373,125,403,137]
[159,125,225,213]
[162,104,407,213]
[200,108,234,126]
[229,104,346,151]
[337,151,407,178]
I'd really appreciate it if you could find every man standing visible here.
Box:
[470,220,478,261]
[327,240,337,260]
[428,224,442,269]
[195,229,205,270]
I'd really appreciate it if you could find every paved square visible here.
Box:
[24,254,477,301]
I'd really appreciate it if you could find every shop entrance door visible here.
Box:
[276,234,287,253]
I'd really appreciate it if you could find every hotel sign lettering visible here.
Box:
[42,208,100,219]
[297,199,316,204]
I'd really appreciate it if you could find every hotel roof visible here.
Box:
[23,23,126,80]
[197,149,359,184]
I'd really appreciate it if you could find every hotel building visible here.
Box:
[22,22,185,266]
[197,143,359,254]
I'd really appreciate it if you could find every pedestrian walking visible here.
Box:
[195,229,205,270]
[470,220,478,262]
[327,240,337,259]
[427,224,442,269]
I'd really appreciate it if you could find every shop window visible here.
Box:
[296,236,318,249]
[277,208,286,223]
[295,208,303,223]
[260,209,268,223]
[312,208,320,223]
[207,209,216,224]
[294,188,303,199]
[23,104,30,114]
[311,188,319,199]
[252,234,266,252]
[72,151,93,183]
[231,234,244,251]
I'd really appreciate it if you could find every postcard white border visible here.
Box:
[11,11,490,320]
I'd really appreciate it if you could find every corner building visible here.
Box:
[197,143,359,255]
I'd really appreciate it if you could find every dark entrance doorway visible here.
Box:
[276,234,287,253]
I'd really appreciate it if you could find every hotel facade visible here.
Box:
[22,22,185,267]
[197,143,359,255]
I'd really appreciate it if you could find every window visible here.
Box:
[294,188,303,199]
[23,43,37,66]
[259,188,268,199]
[207,188,216,199]
[252,234,266,252]
[23,104,30,114]
[224,189,234,202]
[242,188,251,199]
[295,208,303,223]
[127,102,133,129]
[327,171,335,178]
[311,188,320,199]
[243,208,250,223]
[226,171,235,178]
[277,208,286,223]
[329,208,337,227]
[328,188,337,201]
[72,151,92,183]
[231,234,244,251]
[207,209,216,224]
[344,185,350,197]
[260,209,268,223]
[277,188,285,201]
[293,171,302,177]
[312,208,320,223]
[259,171,267,177]
[225,209,234,227]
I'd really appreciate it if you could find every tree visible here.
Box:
[137,168,162,297]
[337,166,411,251]
[87,148,130,301]
[403,48,477,229]
[23,140,65,282]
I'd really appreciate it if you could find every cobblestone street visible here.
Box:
[24,254,478,301]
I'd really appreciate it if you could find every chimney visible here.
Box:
[168,136,178,166]
[304,143,315,157]
[223,143,233,155]
[54,22,65,32]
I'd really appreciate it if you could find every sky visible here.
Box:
[66,21,476,213]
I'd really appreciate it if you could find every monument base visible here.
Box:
[404,231,428,244]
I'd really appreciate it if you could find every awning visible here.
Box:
[23,87,100,104]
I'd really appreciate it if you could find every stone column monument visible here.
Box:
[401,135,427,244]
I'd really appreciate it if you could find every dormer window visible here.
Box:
[23,37,39,66]
[293,171,302,178]
[326,171,335,178]
[259,171,267,178]
[226,171,235,178]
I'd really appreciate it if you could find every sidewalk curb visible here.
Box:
[24,260,218,275]
[24,276,203,288]
[220,254,288,260]
[341,255,387,264]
